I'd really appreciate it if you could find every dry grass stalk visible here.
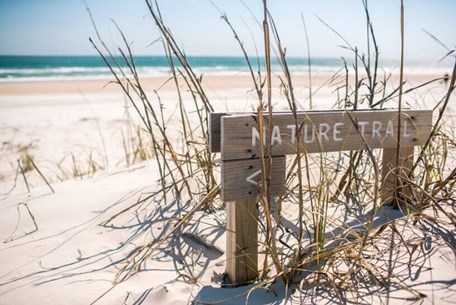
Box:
[88,1,455,303]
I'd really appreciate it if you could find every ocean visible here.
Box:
[0,55,450,82]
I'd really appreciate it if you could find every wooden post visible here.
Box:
[226,198,258,285]
[381,146,414,204]
[209,110,432,286]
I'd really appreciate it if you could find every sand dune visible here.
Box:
[1,74,455,304]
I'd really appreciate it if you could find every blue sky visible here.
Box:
[0,0,454,61]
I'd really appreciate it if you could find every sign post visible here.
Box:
[225,198,258,284]
[209,109,432,285]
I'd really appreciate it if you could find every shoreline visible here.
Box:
[0,72,448,96]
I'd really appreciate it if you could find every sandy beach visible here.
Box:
[1,73,451,188]
[0,72,455,304]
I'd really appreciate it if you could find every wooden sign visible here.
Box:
[211,110,431,201]
[222,156,286,201]
[209,109,432,286]
[217,110,432,161]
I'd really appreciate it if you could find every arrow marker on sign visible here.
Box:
[246,170,261,186]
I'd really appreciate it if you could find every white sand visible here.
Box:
[0,74,455,304]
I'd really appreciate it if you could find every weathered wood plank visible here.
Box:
[208,112,228,153]
[226,198,258,285]
[211,110,357,153]
[381,146,414,204]
[222,156,286,201]
[220,110,432,161]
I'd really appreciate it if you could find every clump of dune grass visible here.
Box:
[4,116,155,190]
[88,0,219,282]
[258,0,456,301]
[90,0,455,303]
[121,121,156,167]
[1,146,55,195]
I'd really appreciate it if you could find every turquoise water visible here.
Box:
[0,55,342,81]
[0,55,449,81]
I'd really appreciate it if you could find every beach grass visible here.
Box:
[84,0,456,303]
